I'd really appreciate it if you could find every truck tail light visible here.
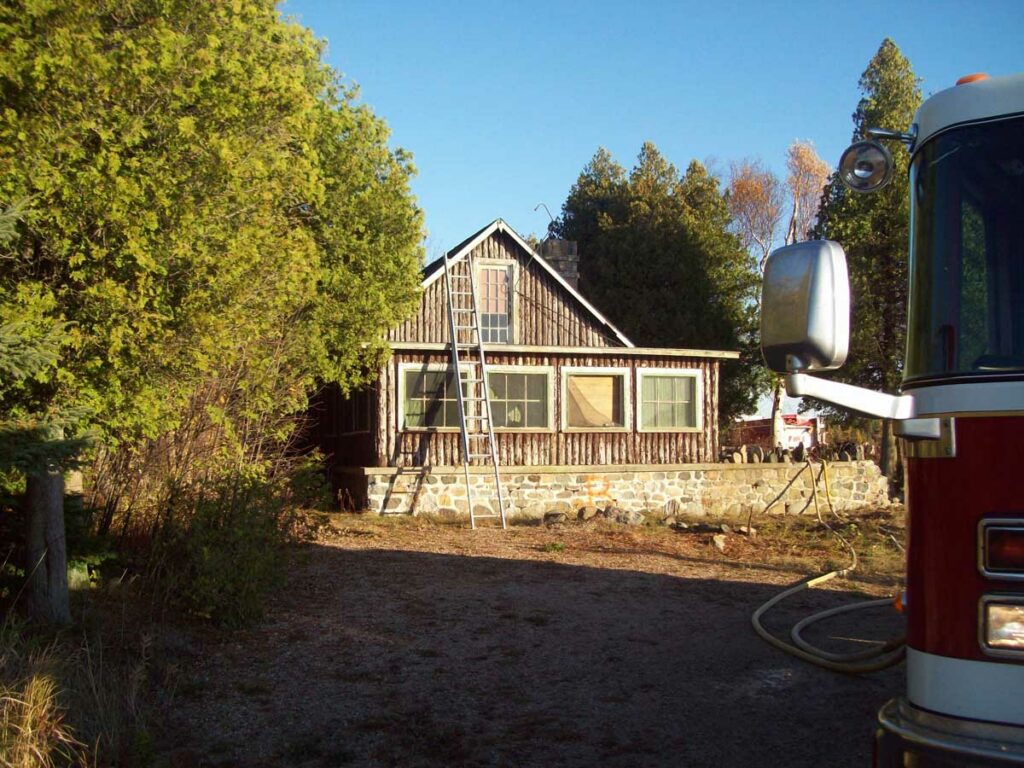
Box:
[981,596,1024,657]
[979,519,1024,579]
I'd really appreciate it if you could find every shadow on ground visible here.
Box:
[161,544,903,768]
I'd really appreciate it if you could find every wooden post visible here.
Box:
[26,466,71,625]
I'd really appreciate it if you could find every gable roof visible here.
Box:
[422,219,634,348]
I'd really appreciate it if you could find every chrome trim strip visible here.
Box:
[908,381,1024,417]
[907,648,1024,726]
[878,698,1024,760]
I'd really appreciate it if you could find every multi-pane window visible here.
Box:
[338,387,371,434]
[403,368,466,428]
[565,371,627,429]
[487,370,550,429]
[638,370,700,431]
[479,266,511,343]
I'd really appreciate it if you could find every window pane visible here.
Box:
[639,374,697,429]
[672,377,686,401]
[657,402,672,425]
[527,374,545,400]
[443,400,459,427]
[526,400,547,427]
[505,404,524,426]
[567,375,624,428]
[491,401,507,427]
[656,377,673,401]
[407,371,425,396]
[641,403,655,428]
[508,374,525,400]
[642,376,655,402]
[490,373,506,399]
[426,371,446,393]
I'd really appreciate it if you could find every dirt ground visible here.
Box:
[161,511,907,767]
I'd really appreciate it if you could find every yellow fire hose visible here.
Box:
[751,459,906,674]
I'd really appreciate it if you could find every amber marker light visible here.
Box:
[956,73,990,85]
[989,528,1024,574]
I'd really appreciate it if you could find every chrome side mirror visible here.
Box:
[761,240,850,374]
[838,140,893,192]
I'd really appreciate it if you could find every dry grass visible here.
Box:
[324,503,906,593]
[0,627,85,768]
[1,591,160,768]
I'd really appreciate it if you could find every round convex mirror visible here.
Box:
[838,140,894,192]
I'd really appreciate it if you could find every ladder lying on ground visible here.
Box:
[442,250,508,529]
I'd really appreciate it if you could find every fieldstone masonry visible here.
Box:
[349,461,890,520]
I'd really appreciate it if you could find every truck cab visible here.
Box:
[760,73,1024,766]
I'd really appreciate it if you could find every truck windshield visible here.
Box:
[906,115,1024,383]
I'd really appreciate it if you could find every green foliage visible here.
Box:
[553,143,765,421]
[0,202,88,476]
[0,0,423,449]
[1,0,423,627]
[155,474,290,627]
[813,39,922,399]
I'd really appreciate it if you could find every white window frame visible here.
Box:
[476,259,516,344]
[486,364,555,433]
[561,366,632,433]
[398,362,472,433]
[636,367,703,433]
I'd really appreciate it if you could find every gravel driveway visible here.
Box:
[162,518,904,767]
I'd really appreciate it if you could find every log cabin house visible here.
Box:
[317,219,740,517]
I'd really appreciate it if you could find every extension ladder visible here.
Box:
[442,250,508,529]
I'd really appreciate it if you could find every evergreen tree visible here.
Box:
[555,143,763,422]
[813,39,922,479]
[0,0,423,620]
[0,202,84,624]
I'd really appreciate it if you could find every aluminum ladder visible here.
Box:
[442,250,508,529]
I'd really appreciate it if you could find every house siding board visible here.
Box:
[381,350,718,468]
[389,231,619,347]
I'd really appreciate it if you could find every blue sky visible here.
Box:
[282,1,1023,260]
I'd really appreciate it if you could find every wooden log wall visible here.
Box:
[375,351,720,468]
[389,231,621,348]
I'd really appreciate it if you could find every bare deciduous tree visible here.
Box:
[785,140,831,244]
[727,159,784,270]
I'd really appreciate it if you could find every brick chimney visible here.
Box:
[538,238,579,291]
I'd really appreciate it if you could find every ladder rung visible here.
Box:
[451,307,475,313]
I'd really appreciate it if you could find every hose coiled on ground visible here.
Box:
[751,459,906,674]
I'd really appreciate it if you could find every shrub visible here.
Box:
[154,474,290,628]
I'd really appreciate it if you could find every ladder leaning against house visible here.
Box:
[442,249,509,529]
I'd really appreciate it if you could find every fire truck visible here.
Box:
[759,72,1024,765]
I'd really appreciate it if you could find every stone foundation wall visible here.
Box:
[344,461,890,520]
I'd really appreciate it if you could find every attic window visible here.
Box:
[478,265,511,343]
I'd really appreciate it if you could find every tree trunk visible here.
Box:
[879,418,897,492]
[25,469,71,625]
[770,377,786,449]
